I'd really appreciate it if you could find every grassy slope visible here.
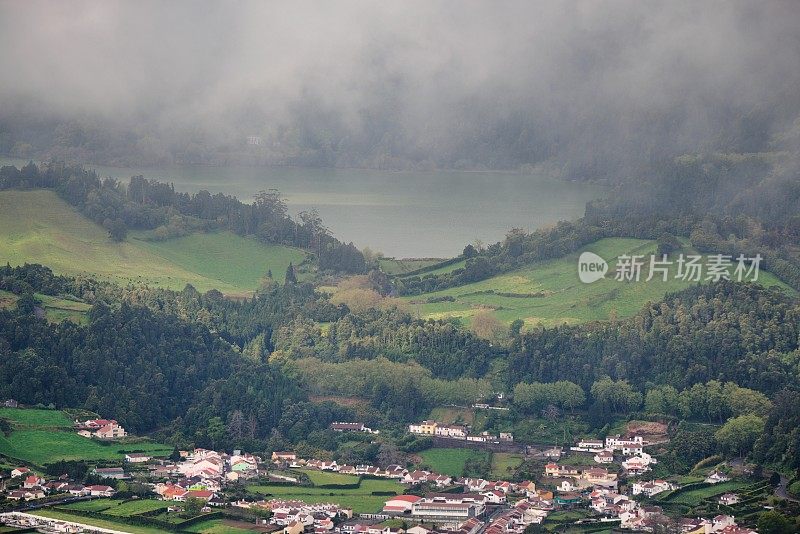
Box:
[490,452,524,478]
[131,232,307,290]
[0,408,72,428]
[0,408,171,464]
[0,430,172,464]
[399,259,467,278]
[418,447,487,477]
[402,237,793,327]
[0,190,307,294]
[378,258,446,275]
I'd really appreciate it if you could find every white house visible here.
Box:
[605,434,643,451]
[85,485,116,497]
[622,444,643,455]
[705,472,730,484]
[10,467,30,478]
[481,489,507,504]
[594,450,614,464]
[631,480,673,497]
[577,439,605,450]
[125,453,152,463]
[622,456,651,474]
[435,425,468,439]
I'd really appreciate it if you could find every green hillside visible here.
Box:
[402,237,793,328]
[0,190,308,295]
[0,408,171,464]
[378,257,446,275]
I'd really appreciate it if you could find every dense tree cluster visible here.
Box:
[0,258,799,467]
[507,282,799,394]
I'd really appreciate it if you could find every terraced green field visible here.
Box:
[0,190,308,295]
[402,238,793,327]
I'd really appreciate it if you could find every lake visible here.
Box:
[1,157,604,257]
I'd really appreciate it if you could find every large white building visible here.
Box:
[410,493,486,521]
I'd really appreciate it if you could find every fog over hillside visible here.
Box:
[1,1,799,174]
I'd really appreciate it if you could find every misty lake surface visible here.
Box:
[1,157,604,257]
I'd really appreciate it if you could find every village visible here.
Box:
[0,413,772,534]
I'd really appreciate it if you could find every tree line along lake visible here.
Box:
[0,157,604,258]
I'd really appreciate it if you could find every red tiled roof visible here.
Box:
[387,494,422,503]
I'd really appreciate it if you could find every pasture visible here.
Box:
[0,408,72,428]
[0,190,307,295]
[61,499,118,512]
[295,468,360,486]
[418,447,487,477]
[102,500,170,516]
[248,477,403,514]
[62,498,168,516]
[183,519,258,534]
[428,406,476,426]
[490,453,524,478]
[401,237,793,327]
[0,429,171,464]
[661,481,750,505]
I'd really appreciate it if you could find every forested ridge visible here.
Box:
[1,263,798,468]
[398,153,800,294]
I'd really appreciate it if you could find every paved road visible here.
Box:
[775,475,799,502]
[476,505,508,534]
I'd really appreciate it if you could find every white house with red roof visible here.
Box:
[95,422,127,439]
[23,475,43,488]
[10,467,30,478]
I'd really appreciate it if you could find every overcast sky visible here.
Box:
[1,1,798,162]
